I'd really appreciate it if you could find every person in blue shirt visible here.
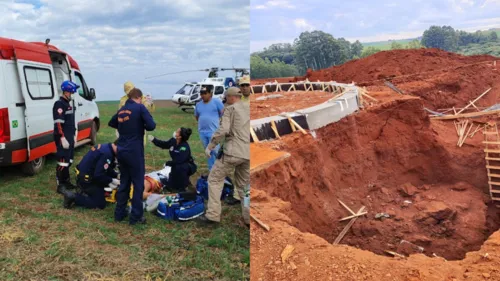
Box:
[148,127,196,192]
[194,87,224,171]
[62,142,119,209]
[109,88,156,225]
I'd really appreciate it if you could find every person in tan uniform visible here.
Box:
[118,81,153,145]
[196,87,250,226]
[238,75,251,102]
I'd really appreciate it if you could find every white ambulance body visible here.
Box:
[0,37,100,175]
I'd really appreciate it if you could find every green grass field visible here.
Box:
[362,38,414,50]
[0,102,249,281]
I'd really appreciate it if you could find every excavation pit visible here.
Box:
[251,95,500,261]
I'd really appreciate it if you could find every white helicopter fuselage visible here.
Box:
[171,77,234,107]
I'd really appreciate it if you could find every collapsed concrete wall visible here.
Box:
[250,82,360,141]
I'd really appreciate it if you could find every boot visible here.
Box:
[225,195,240,205]
[130,216,147,225]
[63,190,76,209]
[57,183,68,194]
[195,214,219,227]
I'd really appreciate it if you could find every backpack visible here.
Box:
[196,175,233,201]
[156,192,205,221]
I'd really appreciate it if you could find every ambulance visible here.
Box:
[0,37,100,175]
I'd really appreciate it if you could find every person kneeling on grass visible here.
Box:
[148,127,197,193]
[62,141,120,209]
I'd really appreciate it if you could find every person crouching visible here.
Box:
[62,141,120,209]
[148,127,196,192]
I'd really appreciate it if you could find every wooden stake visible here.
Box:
[271,120,281,139]
[288,117,296,132]
[339,211,368,221]
[455,88,492,115]
[288,117,307,135]
[333,206,366,245]
[432,109,500,120]
[337,199,356,215]
[250,127,260,143]
[460,122,475,147]
[362,92,378,102]
[250,214,270,232]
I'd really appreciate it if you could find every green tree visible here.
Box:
[407,39,423,49]
[361,46,381,58]
[351,40,363,58]
[391,41,404,50]
[421,25,458,51]
[293,31,354,73]
[489,31,498,42]
[250,55,298,79]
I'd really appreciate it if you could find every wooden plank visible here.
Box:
[288,117,296,132]
[460,122,474,147]
[385,250,406,258]
[489,181,500,186]
[289,117,307,135]
[491,197,500,201]
[484,131,499,135]
[486,165,500,169]
[333,206,366,245]
[488,173,500,178]
[337,199,356,215]
[456,88,492,115]
[490,190,500,194]
[483,141,500,145]
[270,120,281,139]
[250,214,270,232]
[339,211,368,221]
[431,109,500,120]
[486,157,500,161]
[250,127,260,143]
[485,149,500,153]
[361,92,378,102]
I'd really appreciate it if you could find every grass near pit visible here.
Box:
[0,101,249,281]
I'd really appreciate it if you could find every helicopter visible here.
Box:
[146,67,250,112]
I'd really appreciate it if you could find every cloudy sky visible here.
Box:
[251,0,500,52]
[1,0,250,100]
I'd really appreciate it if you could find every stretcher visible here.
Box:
[104,166,171,203]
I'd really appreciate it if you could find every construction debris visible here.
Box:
[281,245,295,263]
[250,214,271,232]
[334,202,367,245]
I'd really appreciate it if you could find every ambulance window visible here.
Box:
[74,72,90,101]
[23,67,54,100]
[214,86,224,96]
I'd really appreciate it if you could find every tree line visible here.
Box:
[251,27,499,79]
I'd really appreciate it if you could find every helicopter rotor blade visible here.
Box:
[145,69,210,80]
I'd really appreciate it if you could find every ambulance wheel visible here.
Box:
[90,121,98,145]
[21,156,45,176]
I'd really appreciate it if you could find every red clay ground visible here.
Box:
[250,90,334,120]
[250,49,500,280]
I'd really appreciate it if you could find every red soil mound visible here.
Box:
[306,48,497,83]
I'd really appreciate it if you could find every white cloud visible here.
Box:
[346,30,424,43]
[251,0,295,10]
[481,0,500,7]
[293,18,314,30]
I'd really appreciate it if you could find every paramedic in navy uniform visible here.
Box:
[53,80,79,194]
[109,87,156,225]
[62,141,120,210]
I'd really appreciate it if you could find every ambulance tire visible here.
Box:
[90,121,98,145]
[21,156,45,176]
